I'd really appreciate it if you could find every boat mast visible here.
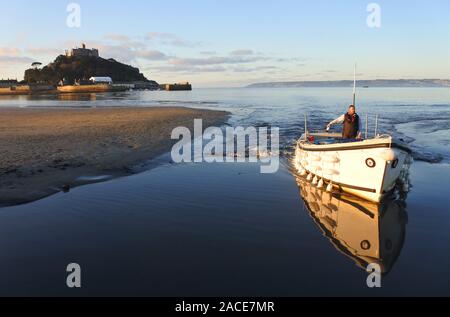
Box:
[365,114,368,139]
[352,63,357,106]
[375,114,379,137]
[304,113,308,138]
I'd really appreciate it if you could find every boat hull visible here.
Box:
[57,84,128,93]
[294,138,412,203]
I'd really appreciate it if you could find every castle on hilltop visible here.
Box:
[65,43,99,58]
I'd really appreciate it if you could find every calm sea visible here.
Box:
[0,87,449,296]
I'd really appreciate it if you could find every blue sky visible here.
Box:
[0,0,449,87]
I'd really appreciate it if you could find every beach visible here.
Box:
[0,106,229,206]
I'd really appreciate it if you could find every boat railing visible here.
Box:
[303,113,392,143]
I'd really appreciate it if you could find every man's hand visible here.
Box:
[326,125,331,132]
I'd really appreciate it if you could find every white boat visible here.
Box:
[294,131,412,203]
[294,64,413,203]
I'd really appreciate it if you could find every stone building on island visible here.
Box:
[65,43,99,58]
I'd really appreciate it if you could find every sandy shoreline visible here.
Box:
[0,106,229,206]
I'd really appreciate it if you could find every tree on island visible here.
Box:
[31,62,42,69]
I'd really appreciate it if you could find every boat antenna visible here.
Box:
[365,114,368,139]
[352,63,357,106]
[374,114,379,137]
[304,113,308,137]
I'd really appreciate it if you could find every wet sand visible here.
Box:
[0,107,229,206]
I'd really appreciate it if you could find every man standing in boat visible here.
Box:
[326,105,362,139]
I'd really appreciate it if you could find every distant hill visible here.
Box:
[246,79,450,88]
[24,55,153,85]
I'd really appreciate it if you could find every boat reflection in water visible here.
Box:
[58,93,98,101]
[296,176,408,274]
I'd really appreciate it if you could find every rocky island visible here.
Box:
[0,44,160,95]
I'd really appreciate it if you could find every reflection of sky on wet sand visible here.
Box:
[0,161,449,296]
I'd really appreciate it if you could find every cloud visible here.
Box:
[230,65,279,73]
[25,47,63,56]
[150,65,227,74]
[230,49,254,56]
[199,51,217,55]
[0,47,35,64]
[0,32,310,86]
[168,55,265,66]
[146,32,201,47]
[78,41,168,63]
[61,35,288,78]
[136,50,168,61]
[276,57,308,63]
[92,44,136,63]
[103,34,146,50]
[0,48,21,56]
[0,56,34,63]
[104,34,132,43]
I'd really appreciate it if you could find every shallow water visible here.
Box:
[2,87,449,161]
[0,88,449,296]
